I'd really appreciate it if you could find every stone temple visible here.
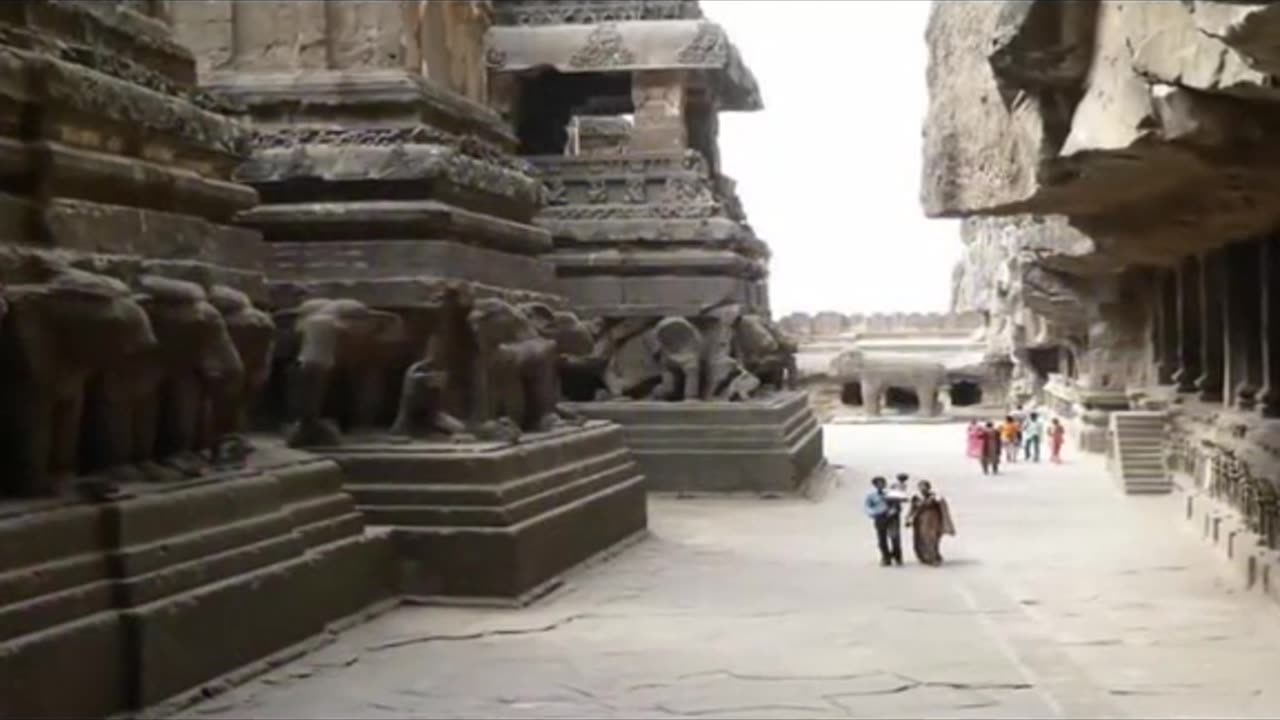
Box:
[924,3,1280,540]
[0,2,822,717]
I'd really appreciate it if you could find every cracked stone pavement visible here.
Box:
[177,424,1280,719]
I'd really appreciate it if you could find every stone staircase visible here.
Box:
[1109,411,1172,494]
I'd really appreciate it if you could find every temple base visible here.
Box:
[564,391,826,495]
[0,448,395,719]
[323,421,648,601]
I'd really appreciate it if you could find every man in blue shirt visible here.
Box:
[864,476,903,566]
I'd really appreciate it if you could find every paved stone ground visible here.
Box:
[181,424,1280,719]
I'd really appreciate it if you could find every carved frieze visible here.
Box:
[676,22,730,66]
[568,23,635,69]
[249,126,531,173]
[624,175,646,204]
[540,204,719,221]
[585,179,609,204]
[494,0,699,27]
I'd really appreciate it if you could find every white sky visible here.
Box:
[702,0,961,316]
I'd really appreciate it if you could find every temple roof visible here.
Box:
[486,19,762,111]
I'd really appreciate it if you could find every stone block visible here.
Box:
[321,422,648,601]
[564,391,825,494]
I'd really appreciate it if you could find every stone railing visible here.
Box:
[780,310,984,338]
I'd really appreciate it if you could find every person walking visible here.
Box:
[966,420,983,459]
[1022,412,1044,462]
[906,479,956,566]
[1049,417,1066,463]
[980,420,1002,475]
[864,476,903,566]
[1000,415,1021,463]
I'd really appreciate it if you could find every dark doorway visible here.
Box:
[949,380,982,407]
[840,381,863,406]
[884,386,920,412]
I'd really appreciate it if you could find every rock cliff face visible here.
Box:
[927,0,1280,401]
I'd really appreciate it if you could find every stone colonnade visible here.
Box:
[1152,236,1280,417]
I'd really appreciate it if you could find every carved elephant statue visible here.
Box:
[390,285,474,440]
[651,316,704,401]
[467,297,559,439]
[0,264,157,496]
[734,313,798,392]
[207,285,274,456]
[278,298,405,447]
[830,348,945,417]
[695,304,761,401]
[600,317,663,400]
[547,309,607,401]
[83,275,244,480]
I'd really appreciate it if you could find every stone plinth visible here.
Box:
[320,422,647,602]
[0,448,394,719]
[564,392,824,494]
[529,150,768,318]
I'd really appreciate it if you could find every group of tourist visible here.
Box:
[965,408,1066,474]
[862,473,956,567]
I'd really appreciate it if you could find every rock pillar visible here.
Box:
[1174,255,1202,393]
[1259,235,1280,417]
[1154,267,1179,385]
[629,70,688,152]
[1197,251,1226,401]
[1226,240,1265,409]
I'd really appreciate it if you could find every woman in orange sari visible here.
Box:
[906,480,956,566]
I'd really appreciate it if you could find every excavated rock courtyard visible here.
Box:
[181,424,1280,719]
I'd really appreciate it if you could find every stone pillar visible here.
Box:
[1173,255,1202,393]
[1259,236,1280,417]
[1225,240,1265,409]
[629,70,687,152]
[1197,251,1226,401]
[1154,267,1178,384]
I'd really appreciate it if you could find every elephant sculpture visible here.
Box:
[734,314,798,391]
[390,284,472,439]
[87,276,244,478]
[278,298,405,448]
[830,348,944,417]
[0,262,157,496]
[650,316,704,401]
[466,297,560,439]
[548,309,607,401]
[600,317,664,400]
[695,304,761,401]
[207,285,274,458]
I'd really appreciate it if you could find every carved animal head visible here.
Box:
[467,298,531,348]
[653,316,702,357]
[550,310,594,356]
[519,302,556,337]
[829,349,867,379]
[209,284,251,316]
[735,314,779,357]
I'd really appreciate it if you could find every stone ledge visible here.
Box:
[1181,479,1280,607]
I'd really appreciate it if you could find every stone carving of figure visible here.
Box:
[130,276,244,474]
[466,297,561,441]
[0,260,157,496]
[734,314,798,392]
[207,285,275,461]
[599,317,664,400]
[650,316,704,400]
[278,298,405,448]
[696,304,760,401]
[391,284,473,440]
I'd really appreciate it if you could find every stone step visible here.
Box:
[349,447,631,509]
[359,460,638,528]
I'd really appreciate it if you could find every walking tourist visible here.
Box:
[1022,412,1044,462]
[1000,415,1021,463]
[980,420,1001,475]
[966,420,983,458]
[1049,417,1066,463]
[906,479,956,566]
[863,476,903,566]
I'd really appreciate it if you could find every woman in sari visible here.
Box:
[965,421,983,459]
[906,480,955,566]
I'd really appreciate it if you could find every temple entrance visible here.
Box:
[949,380,982,407]
[884,386,920,412]
[840,381,863,406]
